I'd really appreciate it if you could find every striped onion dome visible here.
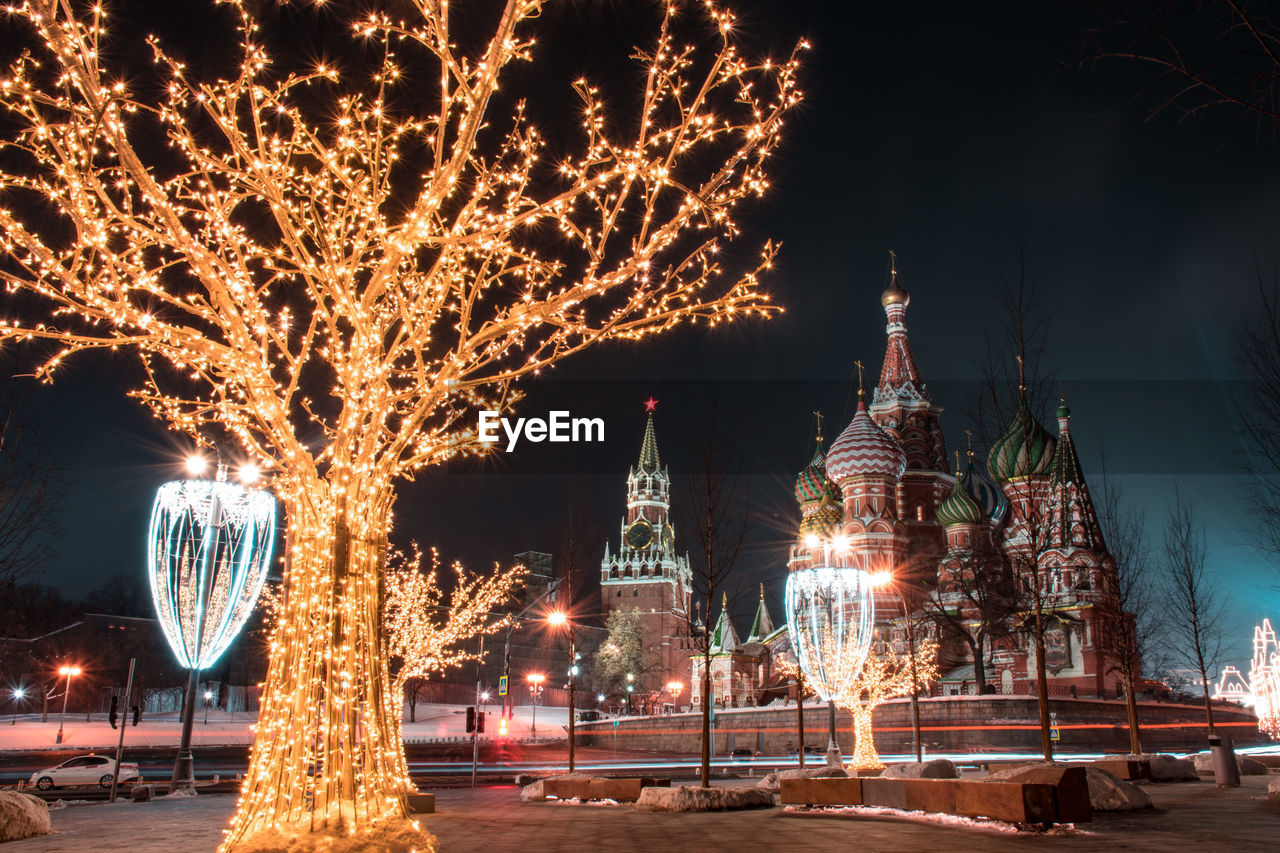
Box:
[936,479,985,527]
[960,453,1009,524]
[987,396,1056,483]
[827,400,907,484]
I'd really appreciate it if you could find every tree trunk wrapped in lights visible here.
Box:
[0,0,804,847]
[824,632,938,771]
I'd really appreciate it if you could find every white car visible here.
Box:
[29,754,139,790]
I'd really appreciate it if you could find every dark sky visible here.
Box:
[9,1,1280,668]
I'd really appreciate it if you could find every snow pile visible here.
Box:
[988,762,1150,812]
[755,765,847,793]
[635,785,775,812]
[881,759,959,779]
[549,798,621,807]
[233,817,437,853]
[47,799,92,810]
[1189,752,1268,775]
[0,790,52,842]
[1118,754,1198,782]
[783,804,1089,836]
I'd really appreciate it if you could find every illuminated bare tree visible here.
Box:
[0,0,803,847]
[825,630,938,771]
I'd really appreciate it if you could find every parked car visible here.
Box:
[786,745,825,756]
[29,754,139,790]
[729,748,757,760]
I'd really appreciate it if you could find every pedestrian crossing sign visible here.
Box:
[498,675,509,696]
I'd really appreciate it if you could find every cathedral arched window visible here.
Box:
[916,504,924,521]
[633,588,639,597]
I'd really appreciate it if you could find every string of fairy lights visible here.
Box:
[0,0,803,847]
[821,629,939,771]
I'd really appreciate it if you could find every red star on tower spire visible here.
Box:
[644,397,659,412]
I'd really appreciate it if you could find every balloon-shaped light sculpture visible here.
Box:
[784,563,876,703]
[148,461,276,792]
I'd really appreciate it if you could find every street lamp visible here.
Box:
[547,610,578,771]
[869,569,924,763]
[149,452,276,793]
[526,673,545,738]
[785,533,872,768]
[203,690,214,724]
[501,577,563,726]
[55,666,81,744]
[666,681,684,713]
[11,687,26,725]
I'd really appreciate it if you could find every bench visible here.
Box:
[1094,759,1151,781]
[542,777,671,802]
[780,766,1090,825]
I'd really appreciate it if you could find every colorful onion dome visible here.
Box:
[799,500,844,539]
[794,447,833,505]
[960,453,1009,524]
[827,400,907,484]
[936,479,985,526]
[987,396,1057,483]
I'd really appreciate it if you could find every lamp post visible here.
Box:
[547,611,577,771]
[55,666,81,744]
[11,687,25,725]
[625,672,635,714]
[666,680,684,713]
[870,570,923,763]
[786,532,873,768]
[501,578,562,726]
[149,452,276,794]
[527,673,545,738]
[203,690,214,725]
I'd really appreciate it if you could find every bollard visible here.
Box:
[1209,735,1241,787]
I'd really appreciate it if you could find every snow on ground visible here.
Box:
[0,703,570,751]
[783,804,1092,836]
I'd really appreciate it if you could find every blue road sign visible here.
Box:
[498,675,509,696]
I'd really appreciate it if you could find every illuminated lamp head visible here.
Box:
[147,477,276,670]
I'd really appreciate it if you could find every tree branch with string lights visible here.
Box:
[0,0,804,847]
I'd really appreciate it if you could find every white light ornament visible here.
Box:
[784,565,876,701]
[147,470,277,670]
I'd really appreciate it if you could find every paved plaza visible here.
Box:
[5,774,1279,852]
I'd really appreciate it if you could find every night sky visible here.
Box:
[8,1,1280,668]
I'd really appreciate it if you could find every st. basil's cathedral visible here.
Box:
[601,256,1128,710]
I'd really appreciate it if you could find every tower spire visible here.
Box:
[638,403,660,471]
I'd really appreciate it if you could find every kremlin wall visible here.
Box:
[573,695,1267,756]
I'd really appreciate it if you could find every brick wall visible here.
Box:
[573,695,1269,755]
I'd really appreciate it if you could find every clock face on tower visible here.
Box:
[626,519,653,549]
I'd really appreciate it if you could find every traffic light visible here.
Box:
[108,695,118,729]
[131,705,140,726]
[465,706,476,733]
[476,711,485,734]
